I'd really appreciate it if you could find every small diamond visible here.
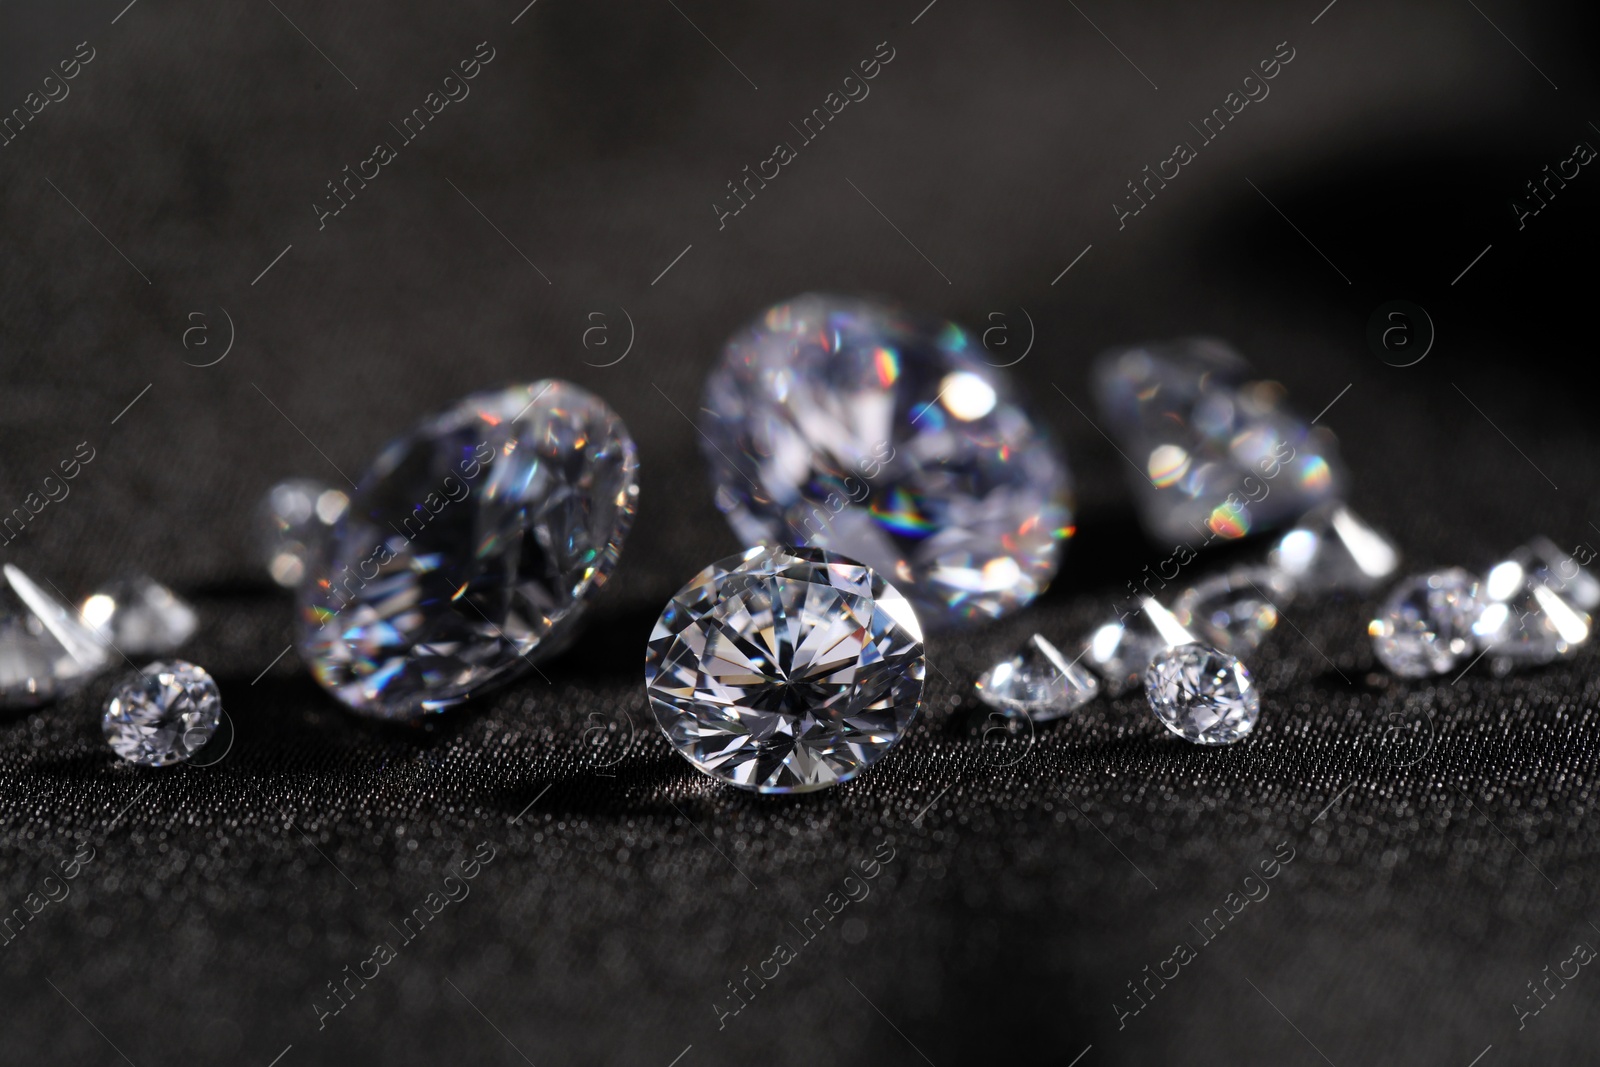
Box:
[1174,567,1293,656]
[0,564,109,708]
[300,381,639,719]
[1144,643,1260,745]
[1093,339,1343,543]
[1473,554,1590,674]
[1081,597,1195,696]
[700,294,1074,628]
[259,479,349,588]
[1368,568,1485,678]
[102,660,222,767]
[79,575,198,656]
[1268,503,1400,594]
[975,633,1098,720]
[1511,536,1600,612]
[645,545,925,793]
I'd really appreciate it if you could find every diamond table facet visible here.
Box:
[699,294,1074,629]
[975,633,1099,720]
[645,546,926,793]
[102,660,223,767]
[1144,643,1259,745]
[299,381,639,719]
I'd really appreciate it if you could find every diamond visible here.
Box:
[1144,643,1260,745]
[699,294,1074,628]
[1511,536,1600,612]
[974,633,1098,720]
[1093,339,1344,544]
[1472,554,1591,674]
[1368,568,1485,678]
[0,564,109,708]
[645,545,925,793]
[259,478,349,588]
[79,575,198,656]
[1268,503,1400,594]
[299,381,639,719]
[102,660,222,767]
[1081,596,1195,696]
[1173,567,1294,656]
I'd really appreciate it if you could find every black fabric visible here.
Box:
[3,2,1598,1063]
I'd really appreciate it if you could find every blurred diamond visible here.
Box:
[1269,503,1399,594]
[1093,339,1343,544]
[259,478,349,588]
[1511,536,1600,612]
[700,294,1074,629]
[80,575,198,656]
[975,633,1098,720]
[1369,569,1485,678]
[1081,597,1195,696]
[1174,567,1293,656]
[0,564,110,708]
[1473,554,1590,675]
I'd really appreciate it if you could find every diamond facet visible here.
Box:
[1144,643,1260,745]
[699,295,1074,628]
[645,545,925,793]
[1093,339,1343,543]
[1268,503,1400,594]
[1081,597,1195,696]
[103,660,222,767]
[974,633,1099,720]
[299,381,639,719]
[0,564,109,708]
[1368,568,1485,678]
[259,478,349,588]
[1174,567,1293,656]
[80,575,198,656]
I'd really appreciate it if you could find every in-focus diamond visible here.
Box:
[1081,596,1195,696]
[700,294,1074,628]
[1511,536,1600,612]
[0,564,109,708]
[1472,554,1591,674]
[1174,567,1293,656]
[1144,643,1260,745]
[300,381,639,719]
[1268,503,1399,594]
[645,546,925,793]
[1093,339,1343,544]
[1368,568,1485,678]
[102,659,222,767]
[80,575,198,656]
[975,633,1098,720]
[259,479,349,588]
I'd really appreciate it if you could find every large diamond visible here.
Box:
[299,381,639,719]
[699,295,1074,628]
[1368,569,1484,678]
[102,660,222,767]
[1,564,109,708]
[1144,643,1260,745]
[974,633,1098,720]
[1093,339,1343,543]
[645,546,925,793]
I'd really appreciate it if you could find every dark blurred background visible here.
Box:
[3,2,1598,1064]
